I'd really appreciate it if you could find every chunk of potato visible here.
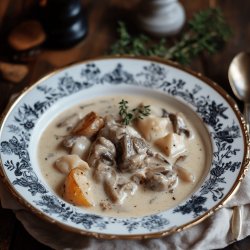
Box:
[72,112,104,137]
[55,154,89,174]
[136,115,172,141]
[155,133,186,157]
[63,167,94,207]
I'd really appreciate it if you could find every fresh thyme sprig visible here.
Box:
[110,8,232,65]
[119,100,151,125]
[119,99,134,125]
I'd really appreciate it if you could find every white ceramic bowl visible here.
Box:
[0,56,248,239]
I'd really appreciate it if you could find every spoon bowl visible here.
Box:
[228,52,250,103]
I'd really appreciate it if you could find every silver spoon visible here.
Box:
[228,51,250,241]
[228,51,250,130]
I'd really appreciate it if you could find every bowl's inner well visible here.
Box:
[32,88,212,217]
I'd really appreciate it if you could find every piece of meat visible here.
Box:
[145,171,178,192]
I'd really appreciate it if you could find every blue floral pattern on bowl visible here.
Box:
[0,57,247,237]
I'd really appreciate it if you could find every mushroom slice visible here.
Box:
[63,167,94,207]
[169,113,191,137]
[119,154,146,173]
[71,136,91,159]
[119,135,136,161]
[54,154,89,174]
[145,171,178,192]
[132,137,149,154]
[62,135,91,159]
[88,137,116,167]
[72,111,104,137]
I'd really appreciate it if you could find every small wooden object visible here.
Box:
[0,62,28,83]
[8,20,46,51]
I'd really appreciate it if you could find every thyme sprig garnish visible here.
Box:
[110,8,232,65]
[119,100,151,125]
[119,100,134,125]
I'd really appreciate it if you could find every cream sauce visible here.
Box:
[37,95,210,217]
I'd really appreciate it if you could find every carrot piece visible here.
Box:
[63,167,93,207]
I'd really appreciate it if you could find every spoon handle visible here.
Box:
[244,103,250,132]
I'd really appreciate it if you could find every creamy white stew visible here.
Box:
[38,95,209,217]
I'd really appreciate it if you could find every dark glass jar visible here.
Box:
[40,0,87,48]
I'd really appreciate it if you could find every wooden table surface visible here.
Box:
[0,0,250,249]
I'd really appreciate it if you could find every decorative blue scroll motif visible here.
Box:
[35,195,107,230]
[1,125,47,195]
[101,63,135,84]
[121,215,169,232]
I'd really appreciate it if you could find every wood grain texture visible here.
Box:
[0,0,250,249]
[0,209,15,250]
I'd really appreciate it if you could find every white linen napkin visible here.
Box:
[1,170,250,250]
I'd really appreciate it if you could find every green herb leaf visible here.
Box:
[119,100,151,125]
[109,8,232,65]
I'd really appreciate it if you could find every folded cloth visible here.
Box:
[1,169,250,250]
